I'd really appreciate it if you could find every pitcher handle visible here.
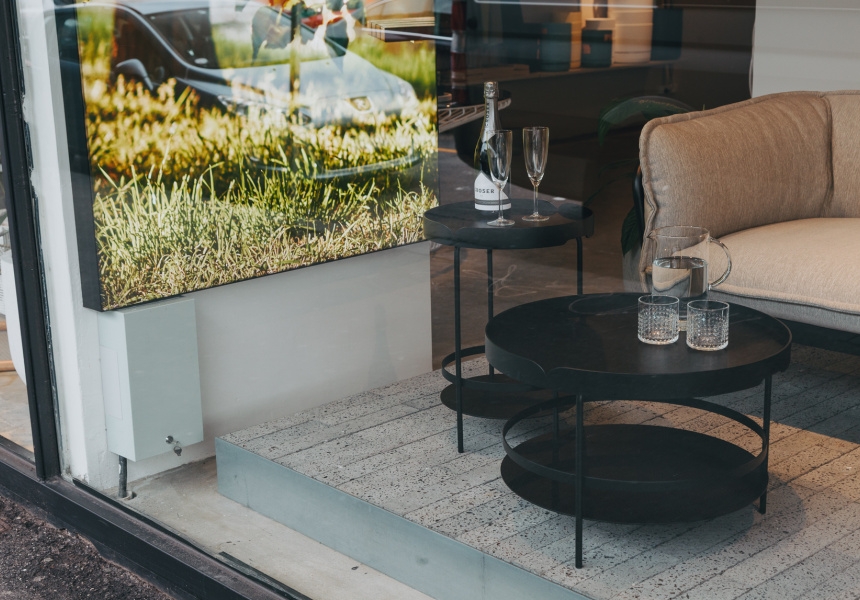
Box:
[644,231,656,275]
[708,237,732,288]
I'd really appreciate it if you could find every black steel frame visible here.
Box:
[0,0,62,480]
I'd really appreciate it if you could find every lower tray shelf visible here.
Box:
[501,424,767,523]
[440,374,562,419]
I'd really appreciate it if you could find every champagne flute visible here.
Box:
[522,126,549,222]
[487,130,514,227]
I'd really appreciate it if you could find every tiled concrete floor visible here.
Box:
[222,345,860,599]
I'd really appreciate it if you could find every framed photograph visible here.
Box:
[56,0,438,310]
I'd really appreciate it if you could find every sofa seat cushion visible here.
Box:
[710,218,860,332]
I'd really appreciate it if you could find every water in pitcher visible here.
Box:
[652,256,708,328]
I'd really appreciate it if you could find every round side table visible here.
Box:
[484,293,792,567]
[424,199,594,452]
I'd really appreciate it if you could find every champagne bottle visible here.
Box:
[474,82,510,211]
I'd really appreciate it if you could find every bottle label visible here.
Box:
[474,171,510,211]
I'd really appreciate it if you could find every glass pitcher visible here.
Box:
[648,225,732,328]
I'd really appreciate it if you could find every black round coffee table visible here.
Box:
[424,200,594,452]
[484,293,792,567]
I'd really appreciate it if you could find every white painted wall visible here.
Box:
[15,0,433,489]
[16,0,115,489]
[127,244,432,484]
[753,1,860,96]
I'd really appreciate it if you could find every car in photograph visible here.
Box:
[298,0,364,29]
[56,0,422,178]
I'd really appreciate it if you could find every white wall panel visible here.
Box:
[753,1,860,96]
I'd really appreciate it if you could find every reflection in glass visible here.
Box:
[522,126,549,222]
[58,0,437,310]
[0,118,32,457]
[487,129,514,227]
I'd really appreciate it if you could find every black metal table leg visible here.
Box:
[760,375,772,514]
[575,392,584,568]
[552,392,560,508]
[488,249,494,378]
[454,246,464,453]
[576,237,583,295]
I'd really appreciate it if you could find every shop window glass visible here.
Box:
[0,117,33,459]
[59,0,437,311]
[29,0,860,598]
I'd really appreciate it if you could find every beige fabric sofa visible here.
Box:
[638,90,860,334]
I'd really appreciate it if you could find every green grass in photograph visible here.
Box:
[94,171,434,309]
[84,77,435,198]
[77,14,439,309]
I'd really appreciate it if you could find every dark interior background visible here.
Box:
[441,0,756,205]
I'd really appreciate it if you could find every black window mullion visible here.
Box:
[0,0,62,480]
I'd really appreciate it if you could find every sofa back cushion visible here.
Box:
[639,92,833,239]
[825,91,860,218]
